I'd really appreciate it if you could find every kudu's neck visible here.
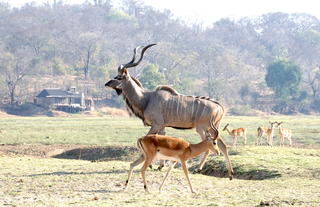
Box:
[189,141,211,158]
[122,76,148,115]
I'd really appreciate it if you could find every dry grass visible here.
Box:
[0,115,320,206]
[0,145,320,207]
[97,107,129,117]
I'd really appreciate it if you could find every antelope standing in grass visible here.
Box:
[276,122,292,146]
[256,121,277,146]
[105,44,233,176]
[223,124,247,147]
[124,134,221,193]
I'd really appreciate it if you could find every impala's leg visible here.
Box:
[244,133,247,145]
[288,135,292,147]
[256,130,261,145]
[197,150,210,172]
[181,160,195,193]
[268,135,273,146]
[217,137,234,180]
[147,125,166,170]
[124,154,145,191]
[233,135,238,148]
[159,161,176,192]
[256,135,260,145]
[157,128,166,171]
[141,156,153,193]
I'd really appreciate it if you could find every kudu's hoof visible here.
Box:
[192,169,201,174]
[229,171,235,180]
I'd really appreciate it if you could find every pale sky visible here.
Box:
[2,0,320,26]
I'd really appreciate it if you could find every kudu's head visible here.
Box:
[105,44,157,95]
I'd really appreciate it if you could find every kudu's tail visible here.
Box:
[208,102,225,140]
[209,117,220,140]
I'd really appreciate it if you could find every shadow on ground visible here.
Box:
[53,146,139,161]
[192,159,281,180]
[53,146,281,180]
[23,169,126,177]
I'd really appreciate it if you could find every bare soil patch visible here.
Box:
[0,144,139,161]
[0,144,86,158]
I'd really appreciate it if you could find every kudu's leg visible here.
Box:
[159,161,176,192]
[124,155,145,191]
[217,137,234,180]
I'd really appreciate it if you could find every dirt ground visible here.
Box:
[0,144,139,161]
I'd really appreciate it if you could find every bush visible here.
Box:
[229,105,257,116]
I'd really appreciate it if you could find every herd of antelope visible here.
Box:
[104,44,292,193]
[223,121,292,148]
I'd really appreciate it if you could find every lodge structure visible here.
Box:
[34,87,94,112]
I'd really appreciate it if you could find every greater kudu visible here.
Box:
[105,44,233,178]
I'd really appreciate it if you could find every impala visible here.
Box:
[105,44,233,175]
[124,134,230,193]
[222,124,247,147]
[276,121,292,146]
[256,121,277,146]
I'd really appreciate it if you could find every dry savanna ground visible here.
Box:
[0,115,319,207]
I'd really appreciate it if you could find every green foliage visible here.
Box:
[105,9,135,22]
[265,59,302,99]
[51,58,67,75]
[139,64,165,90]
[172,76,197,95]
[229,105,257,116]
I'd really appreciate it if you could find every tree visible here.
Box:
[265,59,302,99]
[139,64,165,90]
[0,51,38,104]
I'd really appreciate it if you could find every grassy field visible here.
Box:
[0,115,320,207]
[0,115,319,146]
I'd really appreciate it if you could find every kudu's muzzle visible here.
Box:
[105,79,122,95]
